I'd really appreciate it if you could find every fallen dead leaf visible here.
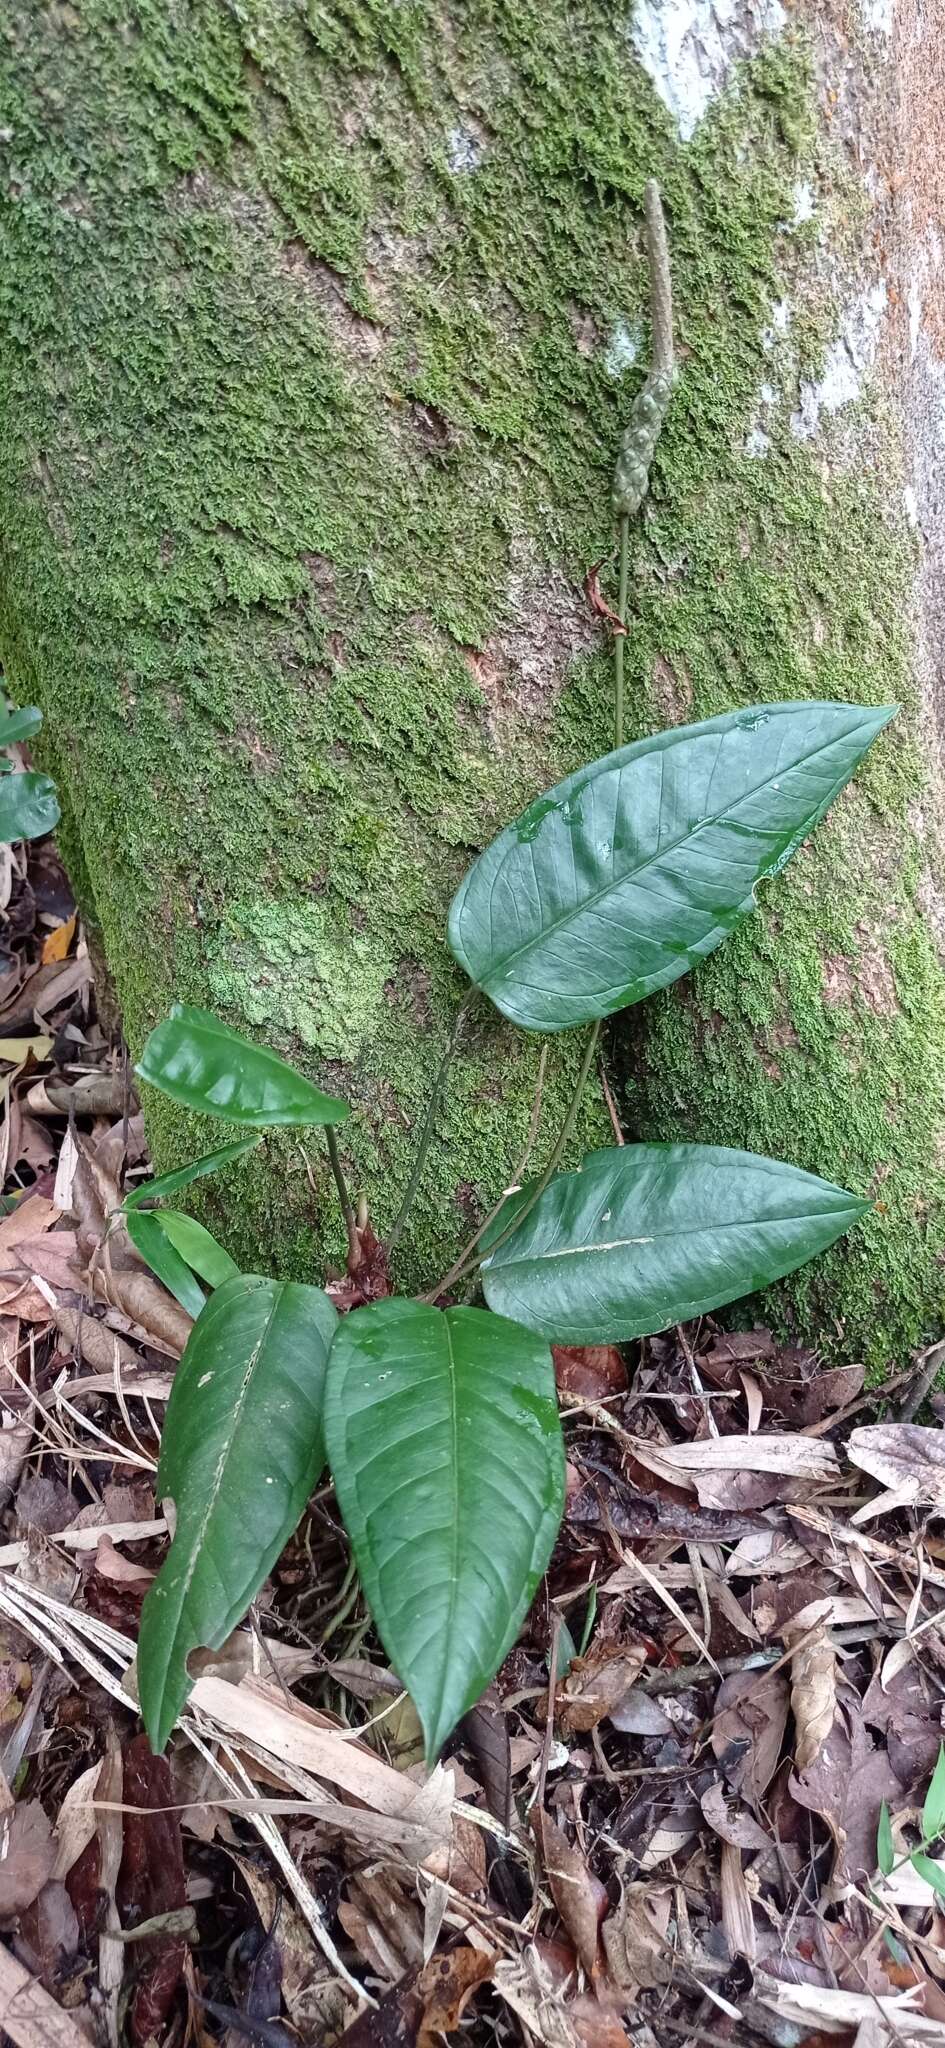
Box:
[848,1425,945,1513]
[0,1799,56,1918]
[537,1810,605,1977]
[0,1941,95,2046]
[417,1945,495,2048]
[40,915,76,966]
[600,1882,672,2000]
[712,1671,790,1805]
[558,1640,648,1734]
[553,1346,628,1401]
[786,1614,837,1770]
[627,1431,839,1497]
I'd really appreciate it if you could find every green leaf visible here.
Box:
[0,706,43,747]
[911,1851,945,1901]
[448,701,896,1032]
[138,1274,337,1751]
[124,1137,262,1211]
[0,771,60,845]
[125,1208,207,1321]
[136,1005,349,1127]
[481,1144,869,1343]
[877,1800,895,1877]
[324,1300,565,1760]
[923,1745,945,1841]
[153,1211,240,1290]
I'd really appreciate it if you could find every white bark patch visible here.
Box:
[629,0,787,142]
[604,319,643,378]
[790,282,888,439]
[446,127,484,173]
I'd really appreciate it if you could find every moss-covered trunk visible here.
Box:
[1,1,942,1363]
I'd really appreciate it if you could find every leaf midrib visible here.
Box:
[474,725,856,983]
[485,1204,861,1269]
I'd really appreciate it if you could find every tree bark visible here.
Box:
[0,0,942,1363]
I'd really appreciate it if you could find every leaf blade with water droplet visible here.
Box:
[448,702,896,1032]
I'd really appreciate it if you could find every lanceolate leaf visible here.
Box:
[0,706,43,746]
[324,1301,564,1760]
[138,1274,337,1752]
[125,1207,206,1320]
[481,1145,869,1343]
[448,702,895,1031]
[137,1005,348,1127]
[124,1137,262,1210]
[923,1745,945,1842]
[153,1210,240,1289]
[0,770,60,845]
[877,1801,894,1877]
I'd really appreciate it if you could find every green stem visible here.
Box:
[424,1021,600,1300]
[387,988,477,1254]
[614,511,630,750]
[324,1125,358,1264]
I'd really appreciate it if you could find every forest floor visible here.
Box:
[0,824,943,2048]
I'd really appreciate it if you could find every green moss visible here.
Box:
[0,2,941,1354]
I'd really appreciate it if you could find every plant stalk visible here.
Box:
[424,1021,600,1300]
[613,511,630,750]
[324,1125,358,1265]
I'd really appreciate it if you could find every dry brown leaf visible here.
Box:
[0,1194,59,1260]
[494,1948,580,2048]
[719,1841,755,1961]
[558,1640,648,1733]
[785,1615,837,1770]
[537,1811,604,1977]
[40,914,76,966]
[417,1945,495,2048]
[711,1671,789,1804]
[848,1425,945,1513]
[553,1346,628,1401]
[188,1674,453,1864]
[600,1882,672,2000]
[51,1762,102,1883]
[0,1941,94,2046]
[0,1799,56,1918]
[627,1431,839,1491]
[88,1266,192,1356]
[789,1679,900,1886]
[700,1781,770,1851]
[0,1426,32,1510]
[756,1973,941,2040]
[338,1866,423,1982]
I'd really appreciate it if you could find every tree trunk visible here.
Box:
[1,1,942,1364]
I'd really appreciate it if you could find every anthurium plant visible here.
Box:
[128,185,894,1759]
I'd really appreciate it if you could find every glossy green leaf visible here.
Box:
[324,1300,564,1760]
[911,1851,945,1901]
[136,1005,348,1127]
[125,1208,206,1321]
[923,1745,945,1841]
[481,1144,869,1343]
[0,706,43,747]
[124,1137,262,1211]
[0,771,60,845]
[138,1274,337,1751]
[448,701,895,1031]
[877,1800,895,1877]
[153,1211,240,1289]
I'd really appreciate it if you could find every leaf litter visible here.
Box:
[0,835,942,2043]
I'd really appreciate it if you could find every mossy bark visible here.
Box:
[0,2,942,1363]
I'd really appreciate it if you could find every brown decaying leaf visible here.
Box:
[40,914,76,966]
[117,1735,188,2047]
[600,1882,672,1999]
[848,1424,945,1512]
[557,1640,648,1734]
[14,1879,79,1985]
[0,1800,56,1919]
[700,1781,770,1851]
[537,1810,606,1977]
[553,1345,627,1401]
[0,1941,94,2048]
[711,1671,790,1805]
[789,1680,901,1887]
[785,1615,837,1771]
[460,1685,510,1828]
[417,1945,495,2048]
[719,1840,755,1961]
[626,1431,839,1510]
